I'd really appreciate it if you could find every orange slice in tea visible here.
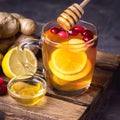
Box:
[51,67,93,91]
[59,68,93,91]
[51,75,69,85]
[51,48,87,75]
[49,59,92,81]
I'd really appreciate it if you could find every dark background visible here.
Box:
[0,0,120,120]
[0,0,120,54]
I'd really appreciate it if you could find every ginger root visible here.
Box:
[0,12,38,38]
[0,12,19,38]
[11,13,37,35]
[19,18,37,35]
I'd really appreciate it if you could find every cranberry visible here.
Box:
[82,29,94,42]
[68,29,78,36]
[73,26,84,33]
[0,77,4,85]
[50,27,60,34]
[58,30,68,38]
[83,36,93,42]
[82,30,93,38]
[0,84,7,95]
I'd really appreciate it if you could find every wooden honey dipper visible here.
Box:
[57,0,90,30]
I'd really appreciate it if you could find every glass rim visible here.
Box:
[41,20,98,47]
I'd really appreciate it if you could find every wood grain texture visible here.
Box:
[0,96,86,120]
[96,51,120,70]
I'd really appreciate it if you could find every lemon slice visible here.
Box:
[51,48,87,74]
[57,39,86,51]
[2,47,37,79]
[68,38,87,52]
[69,38,85,45]
[49,60,92,81]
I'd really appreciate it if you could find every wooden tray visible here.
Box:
[0,51,120,120]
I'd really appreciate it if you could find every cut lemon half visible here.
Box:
[49,59,92,81]
[2,47,37,79]
[51,49,87,75]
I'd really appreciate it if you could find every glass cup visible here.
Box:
[18,20,98,95]
[41,20,98,95]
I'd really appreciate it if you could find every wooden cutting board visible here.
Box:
[0,51,120,120]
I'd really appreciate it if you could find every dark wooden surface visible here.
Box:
[0,0,120,119]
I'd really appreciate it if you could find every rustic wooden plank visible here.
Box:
[0,95,87,120]
[96,51,120,70]
[47,86,100,106]
[91,67,113,88]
